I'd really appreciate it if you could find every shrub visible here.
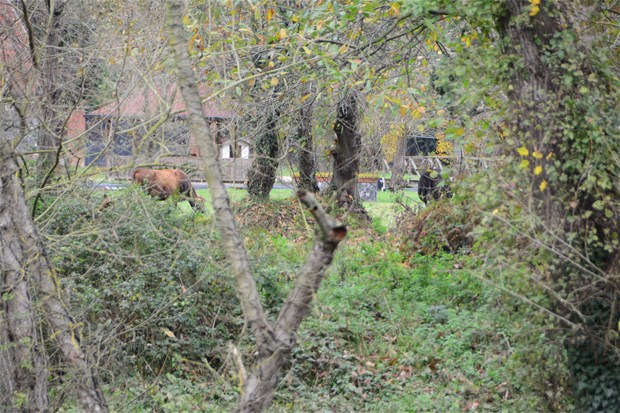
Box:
[43,188,241,378]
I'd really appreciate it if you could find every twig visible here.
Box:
[228,342,248,387]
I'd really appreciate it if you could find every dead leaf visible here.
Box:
[162,328,176,338]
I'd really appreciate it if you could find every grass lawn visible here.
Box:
[188,187,422,227]
[113,183,423,228]
[365,190,422,227]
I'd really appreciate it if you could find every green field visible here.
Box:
[191,187,422,225]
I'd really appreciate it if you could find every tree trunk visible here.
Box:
[31,1,66,188]
[296,85,319,193]
[0,139,108,412]
[167,3,347,412]
[495,1,620,410]
[237,192,347,412]
[247,108,279,200]
[389,128,408,191]
[331,90,365,212]
[0,146,48,410]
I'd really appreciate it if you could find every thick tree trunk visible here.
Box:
[495,1,620,410]
[0,147,48,410]
[247,108,279,200]
[296,85,319,193]
[331,90,365,212]
[0,139,108,412]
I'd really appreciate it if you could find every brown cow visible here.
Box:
[132,168,205,212]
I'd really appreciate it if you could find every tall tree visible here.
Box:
[295,82,320,193]
[388,124,409,191]
[0,140,48,410]
[167,2,347,411]
[189,1,433,205]
[246,99,280,200]
[494,2,619,409]
[407,0,620,409]
[16,0,86,185]
[0,137,108,411]
[331,89,364,210]
[1,1,109,410]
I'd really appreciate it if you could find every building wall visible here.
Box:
[68,112,248,182]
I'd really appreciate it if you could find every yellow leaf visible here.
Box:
[520,159,530,168]
[400,105,407,117]
[266,8,275,22]
[546,152,554,160]
[531,0,541,4]
[162,328,176,338]
[303,46,312,55]
[388,3,401,16]
[278,28,287,40]
[529,5,540,16]
[188,30,198,51]
[532,151,543,159]
[534,165,543,175]
[182,15,191,26]
[540,180,547,191]
[517,147,529,156]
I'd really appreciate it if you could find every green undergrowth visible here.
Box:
[270,242,570,412]
[42,189,570,412]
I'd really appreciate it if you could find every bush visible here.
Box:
[395,195,476,256]
[43,188,241,378]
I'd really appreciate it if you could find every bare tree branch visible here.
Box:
[167,2,347,411]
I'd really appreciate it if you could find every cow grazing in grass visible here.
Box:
[132,168,205,212]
